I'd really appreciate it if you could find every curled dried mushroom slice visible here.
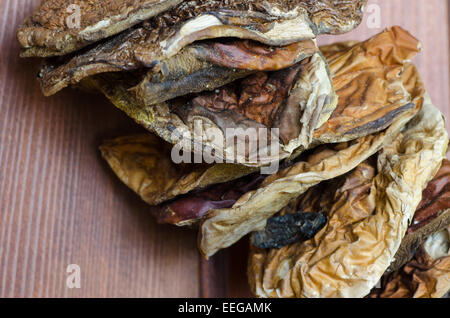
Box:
[100,134,255,206]
[129,39,318,106]
[18,0,183,57]
[247,96,448,298]
[151,172,266,226]
[369,227,450,298]
[388,160,450,272]
[314,26,422,143]
[251,210,327,249]
[193,40,318,72]
[409,160,450,234]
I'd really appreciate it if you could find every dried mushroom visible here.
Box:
[388,160,450,272]
[314,26,422,144]
[130,39,318,107]
[100,134,255,207]
[247,97,448,298]
[17,0,450,300]
[151,172,267,225]
[39,38,317,97]
[251,211,327,249]
[369,227,450,298]
[366,160,450,298]
[18,0,183,57]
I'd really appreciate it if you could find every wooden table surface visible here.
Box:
[0,0,449,298]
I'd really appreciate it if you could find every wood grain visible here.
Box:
[0,0,448,298]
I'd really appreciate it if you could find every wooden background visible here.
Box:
[0,0,449,298]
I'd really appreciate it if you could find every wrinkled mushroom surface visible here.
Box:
[388,160,450,272]
[200,101,416,258]
[247,97,448,298]
[18,0,182,57]
[314,26,422,144]
[100,134,256,207]
[369,227,450,298]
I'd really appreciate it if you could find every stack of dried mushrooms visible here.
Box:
[18,0,450,298]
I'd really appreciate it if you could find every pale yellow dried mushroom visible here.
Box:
[248,96,448,298]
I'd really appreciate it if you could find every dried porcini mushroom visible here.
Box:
[93,27,428,259]
[388,160,450,272]
[151,172,267,226]
[314,26,423,143]
[130,39,318,107]
[19,0,366,58]
[18,0,183,57]
[247,97,448,298]
[17,0,450,300]
[251,211,327,249]
[100,134,255,206]
[38,37,317,97]
[369,227,450,298]
[92,27,427,256]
